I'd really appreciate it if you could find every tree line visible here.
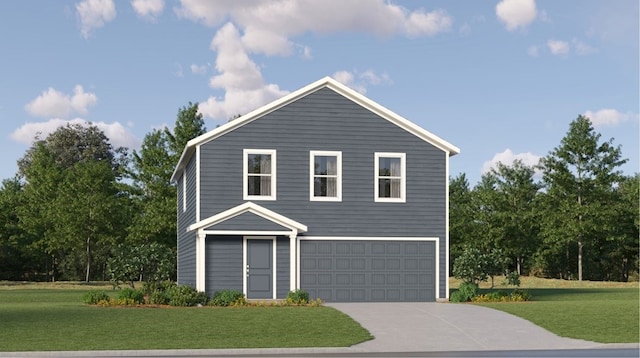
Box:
[0,103,205,281]
[0,111,637,282]
[450,115,638,282]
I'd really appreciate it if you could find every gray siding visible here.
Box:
[205,235,243,297]
[197,87,447,292]
[276,237,290,299]
[177,156,198,287]
[206,212,290,232]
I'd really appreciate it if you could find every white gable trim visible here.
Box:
[171,76,460,182]
[188,202,307,239]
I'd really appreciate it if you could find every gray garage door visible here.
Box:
[300,240,435,302]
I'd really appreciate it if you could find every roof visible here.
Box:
[171,76,460,182]
[187,201,308,239]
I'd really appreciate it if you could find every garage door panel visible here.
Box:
[300,240,436,302]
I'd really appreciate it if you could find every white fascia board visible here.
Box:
[188,202,307,234]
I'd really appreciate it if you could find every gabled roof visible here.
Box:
[171,76,460,182]
[188,202,308,237]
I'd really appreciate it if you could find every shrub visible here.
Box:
[503,271,521,287]
[510,289,532,302]
[286,289,309,305]
[83,290,110,305]
[149,290,170,305]
[117,287,144,304]
[210,289,246,307]
[450,282,478,302]
[168,285,208,307]
[470,289,532,302]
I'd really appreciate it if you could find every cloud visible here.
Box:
[572,39,597,55]
[190,63,208,75]
[175,1,452,56]
[583,109,639,128]
[332,69,392,94]
[76,0,117,38]
[25,85,97,119]
[547,39,569,56]
[131,0,164,21]
[10,118,140,150]
[198,23,289,120]
[496,0,537,31]
[482,149,541,174]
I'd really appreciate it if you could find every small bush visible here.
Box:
[83,290,110,305]
[451,281,478,302]
[510,289,532,302]
[142,280,176,296]
[210,289,246,307]
[470,289,532,303]
[168,285,208,307]
[117,287,145,304]
[286,289,309,305]
[149,290,170,305]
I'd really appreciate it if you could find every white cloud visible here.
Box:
[583,109,638,128]
[527,45,539,57]
[482,149,541,174]
[25,85,97,119]
[572,39,597,56]
[190,63,208,75]
[332,70,392,94]
[547,39,570,56]
[198,23,289,120]
[175,1,452,56]
[76,0,117,38]
[10,118,140,150]
[496,0,537,31]
[131,0,164,20]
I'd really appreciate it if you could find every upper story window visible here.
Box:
[310,151,342,201]
[375,152,406,203]
[243,149,276,200]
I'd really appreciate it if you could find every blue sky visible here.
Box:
[1,0,637,186]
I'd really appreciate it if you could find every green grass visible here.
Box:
[0,288,372,352]
[473,287,639,343]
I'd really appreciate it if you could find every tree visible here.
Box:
[487,160,541,274]
[128,103,206,250]
[449,173,477,270]
[17,123,129,281]
[538,115,627,280]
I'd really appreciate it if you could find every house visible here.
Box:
[170,77,460,302]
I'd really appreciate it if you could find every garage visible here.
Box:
[299,240,436,302]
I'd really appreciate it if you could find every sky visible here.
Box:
[1,0,638,186]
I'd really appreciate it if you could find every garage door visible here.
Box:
[300,240,436,302]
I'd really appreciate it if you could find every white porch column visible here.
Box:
[195,231,206,292]
[289,232,297,291]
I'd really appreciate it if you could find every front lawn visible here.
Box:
[473,287,639,343]
[0,287,372,352]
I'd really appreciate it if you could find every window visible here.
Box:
[243,149,276,200]
[375,152,406,202]
[310,151,342,201]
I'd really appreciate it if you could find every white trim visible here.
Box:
[374,152,406,203]
[182,174,186,213]
[171,76,459,183]
[195,231,206,292]
[203,230,294,237]
[444,151,450,299]
[309,151,342,202]
[195,146,200,222]
[243,236,277,300]
[188,202,307,235]
[289,235,296,292]
[296,236,442,300]
[243,149,277,201]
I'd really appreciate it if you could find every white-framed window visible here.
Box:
[310,151,342,201]
[374,152,406,202]
[243,149,276,200]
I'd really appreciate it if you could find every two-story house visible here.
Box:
[170,77,459,302]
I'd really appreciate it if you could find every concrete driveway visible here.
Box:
[326,302,614,352]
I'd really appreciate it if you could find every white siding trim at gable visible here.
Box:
[170,76,460,183]
[196,146,200,222]
[188,202,308,239]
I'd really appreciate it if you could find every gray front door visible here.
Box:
[247,239,273,299]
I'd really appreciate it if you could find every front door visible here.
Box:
[246,239,273,299]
